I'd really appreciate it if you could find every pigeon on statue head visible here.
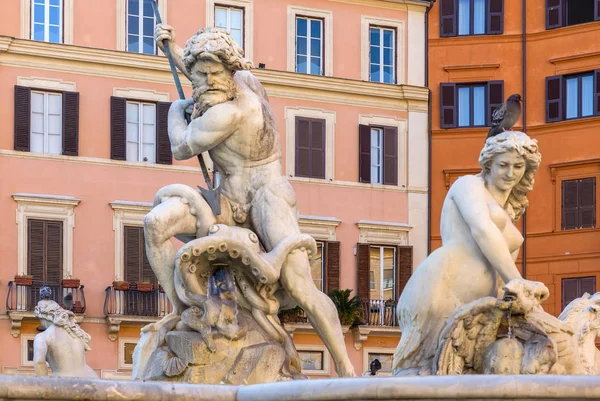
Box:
[487,93,523,139]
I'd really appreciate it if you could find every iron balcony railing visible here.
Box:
[104,286,172,317]
[360,299,399,327]
[6,282,86,313]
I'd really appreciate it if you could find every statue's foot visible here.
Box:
[335,361,356,377]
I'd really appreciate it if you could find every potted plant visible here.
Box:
[14,274,33,286]
[136,282,154,292]
[278,306,306,324]
[112,280,131,291]
[72,301,85,314]
[328,289,364,326]
[61,274,80,288]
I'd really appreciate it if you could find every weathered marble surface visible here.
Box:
[393,131,542,375]
[2,375,600,400]
[33,298,98,379]
[135,25,354,382]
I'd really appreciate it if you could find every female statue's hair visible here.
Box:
[35,300,92,351]
[183,27,253,74]
[479,131,541,222]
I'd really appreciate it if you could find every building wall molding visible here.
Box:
[113,87,170,102]
[17,76,76,92]
[298,215,341,241]
[0,37,429,112]
[549,51,600,75]
[12,193,81,278]
[356,220,411,245]
[286,6,333,77]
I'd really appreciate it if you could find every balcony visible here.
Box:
[353,299,401,350]
[6,281,86,337]
[104,285,173,341]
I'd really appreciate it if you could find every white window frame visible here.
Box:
[294,16,324,75]
[370,127,383,184]
[21,335,37,367]
[13,193,80,279]
[116,0,166,52]
[358,115,407,188]
[118,337,138,370]
[28,0,69,44]
[214,5,244,49]
[312,241,326,292]
[361,16,404,84]
[369,26,396,84]
[125,0,156,55]
[370,245,396,301]
[297,345,330,376]
[285,107,335,181]
[287,6,333,77]
[110,201,152,282]
[206,0,253,61]
[362,347,394,376]
[126,101,157,163]
[30,90,63,155]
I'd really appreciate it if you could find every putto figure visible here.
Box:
[142,25,354,377]
[33,288,97,379]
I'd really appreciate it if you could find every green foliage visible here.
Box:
[279,305,306,323]
[328,289,364,326]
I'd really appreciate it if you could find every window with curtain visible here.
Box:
[31,0,62,43]
[215,6,244,48]
[369,246,396,301]
[30,91,63,155]
[296,17,323,75]
[127,0,156,55]
[369,26,395,84]
[126,101,156,163]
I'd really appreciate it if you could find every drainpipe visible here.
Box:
[521,0,527,278]
[426,1,434,256]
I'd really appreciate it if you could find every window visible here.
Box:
[565,73,594,119]
[299,350,323,371]
[215,6,243,48]
[124,226,156,285]
[369,26,395,84]
[561,178,596,230]
[369,246,396,301]
[562,276,596,310]
[359,125,398,185]
[118,338,139,369]
[310,241,325,291]
[31,0,62,43]
[294,117,325,179]
[127,0,156,55]
[546,0,599,30]
[110,97,171,164]
[126,101,156,163]
[14,85,79,156]
[440,81,504,129]
[30,91,62,155]
[27,219,63,285]
[123,342,136,366]
[367,352,394,375]
[546,70,600,123]
[295,17,323,75]
[369,271,375,290]
[439,0,504,37]
[296,345,330,375]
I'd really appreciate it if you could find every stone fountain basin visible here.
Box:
[1,375,599,400]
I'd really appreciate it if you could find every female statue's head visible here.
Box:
[479,131,541,222]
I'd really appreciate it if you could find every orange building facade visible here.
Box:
[0,0,431,378]
[429,1,600,316]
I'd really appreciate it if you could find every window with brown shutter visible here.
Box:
[356,244,371,300]
[110,96,127,160]
[27,219,63,284]
[324,241,340,294]
[546,0,598,29]
[562,276,596,310]
[295,117,325,179]
[14,86,79,155]
[124,226,157,285]
[395,246,413,300]
[440,81,503,129]
[546,75,563,122]
[440,83,457,128]
[439,0,504,37]
[561,177,597,230]
[156,101,172,165]
[546,70,599,123]
[358,124,398,185]
[487,81,504,125]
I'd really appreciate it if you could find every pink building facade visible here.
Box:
[0,0,430,378]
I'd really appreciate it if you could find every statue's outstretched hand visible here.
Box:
[155,23,175,51]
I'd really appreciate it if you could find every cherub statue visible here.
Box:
[393,131,542,375]
[141,25,354,377]
[33,287,97,379]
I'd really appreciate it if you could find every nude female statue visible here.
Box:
[392,131,542,375]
